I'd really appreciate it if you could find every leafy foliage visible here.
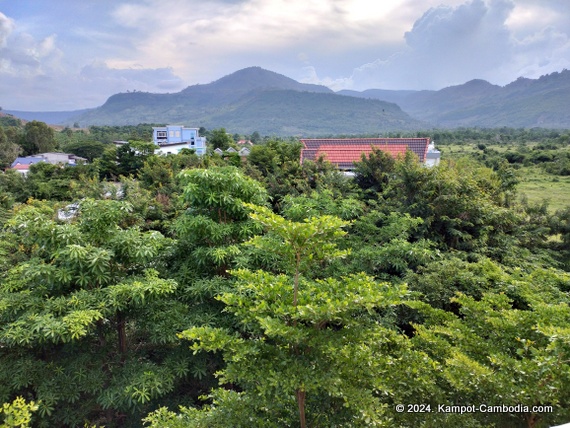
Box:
[0,126,569,428]
[353,146,396,197]
[159,210,412,428]
[0,199,200,427]
[19,121,56,155]
[410,286,570,428]
[174,167,268,277]
[207,128,234,151]
[0,397,38,428]
[0,127,20,169]
[116,140,156,177]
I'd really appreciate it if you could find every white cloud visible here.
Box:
[107,0,422,84]
[0,12,14,48]
[301,65,353,90]
[508,27,570,80]
[1,0,569,110]
[0,28,62,79]
[306,0,570,91]
[0,9,185,110]
[79,61,185,92]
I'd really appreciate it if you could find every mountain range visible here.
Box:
[338,71,570,129]
[5,67,570,135]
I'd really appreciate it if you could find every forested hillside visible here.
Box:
[8,68,570,132]
[68,67,422,134]
[1,124,570,427]
[344,70,570,128]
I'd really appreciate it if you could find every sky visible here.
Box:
[0,0,569,111]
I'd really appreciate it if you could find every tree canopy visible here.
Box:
[1,125,570,428]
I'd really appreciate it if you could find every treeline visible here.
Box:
[315,127,570,144]
[0,125,570,427]
[470,143,570,176]
[0,120,270,170]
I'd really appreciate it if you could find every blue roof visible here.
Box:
[10,157,46,168]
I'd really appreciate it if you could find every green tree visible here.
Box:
[409,284,570,428]
[95,145,120,180]
[551,206,570,269]
[247,139,301,177]
[245,204,351,305]
[246,140,356,211]
[0,127,20,169]
[0,199,197,426]
[0,170,28,205]
[250,131,261,144]
[87,125,154,145]
[346,210,436,279]
[353,146,396,196]
[280,190,365,222]
[147,208,413,428]
[3,128,22,150]
[139,151,200,196]
[63,139,107,162]
[25,162,101,201]
[116,141,156,177]
[20,121,56,155]
[385,154,521,256]
[173,167,268,277]
[208,128,233,151]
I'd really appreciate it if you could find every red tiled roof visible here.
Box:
[300,138,430,169]
[12,164,30,170]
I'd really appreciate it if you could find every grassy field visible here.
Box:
[440,142,570,212]
[516,167,570,212]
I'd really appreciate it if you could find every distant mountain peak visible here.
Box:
[211,66,296,88]
[505,76,533,90]
[214,66,288,82]
[195,66,333,94]
[463,79,495,87]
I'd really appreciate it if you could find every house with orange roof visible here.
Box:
[9,153,87,175]
[299,138,439,170]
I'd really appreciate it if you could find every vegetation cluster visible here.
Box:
[0,121,570,428]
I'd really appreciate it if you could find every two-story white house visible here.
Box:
[152,126,207,155]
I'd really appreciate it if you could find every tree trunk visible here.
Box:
[296,389,306,428]
[293,252,301,306]
[293,253,305,427]
[526,413,538,428]
[117,311,127,362]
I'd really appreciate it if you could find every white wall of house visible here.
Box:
[152,125,207,155]
[425,143,441,167]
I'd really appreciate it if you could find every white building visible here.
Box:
[425,143,441,167]
[152,125,207,155]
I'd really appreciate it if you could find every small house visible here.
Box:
[152,125,207,155]
[10,153,86,175]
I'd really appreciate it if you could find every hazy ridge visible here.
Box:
[6,67,570,134]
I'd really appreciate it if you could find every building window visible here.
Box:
[169,131,174,137]
[157,131,167,138]
[175,131,180,137]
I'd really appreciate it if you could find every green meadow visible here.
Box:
[517,167,570,211]
[442,141,570,212]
